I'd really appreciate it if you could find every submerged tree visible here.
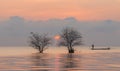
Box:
[59,27,82,53]
[29,32,51,53]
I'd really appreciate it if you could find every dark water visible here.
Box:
[0,52,120,71]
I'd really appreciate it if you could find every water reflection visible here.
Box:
[59,53,81,71]
[0,52,120,71]
[30,53,81,71]
[30,53,54,71]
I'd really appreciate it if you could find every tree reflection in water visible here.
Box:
[30,53,81,71]
[30,53,54,71]
[59,53,81,71]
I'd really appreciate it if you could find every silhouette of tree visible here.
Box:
[59,27,82,53]
[29,32,51,53]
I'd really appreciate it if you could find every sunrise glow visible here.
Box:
[54,35,61,40]
[0,0,120,21]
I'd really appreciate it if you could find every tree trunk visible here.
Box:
[68,48,74,53]
[39,50,43,53]
[39,47,43,53]
[68,44,74,53]
[68,43,73,53]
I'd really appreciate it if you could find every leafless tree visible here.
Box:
[29,32,51,53]
[59,27,82,53]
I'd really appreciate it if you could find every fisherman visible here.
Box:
[91,44,94,50]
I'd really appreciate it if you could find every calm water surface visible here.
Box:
[0,47,120,71]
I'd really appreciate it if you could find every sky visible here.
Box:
[0,0,120,21]
[0,16,120,46]
[0,0,120,46]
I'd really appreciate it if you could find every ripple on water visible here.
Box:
[0,52,120,71]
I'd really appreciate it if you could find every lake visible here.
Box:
[0,46,120,71]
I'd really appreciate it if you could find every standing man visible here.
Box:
[91,44,94,50]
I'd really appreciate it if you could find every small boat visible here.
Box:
[91,44,110,50]
[91,47,110,50]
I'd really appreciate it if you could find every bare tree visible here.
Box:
[59,27,82,53]
[29,32,51,53]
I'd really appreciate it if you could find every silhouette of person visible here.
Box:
[92,44,94,49]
